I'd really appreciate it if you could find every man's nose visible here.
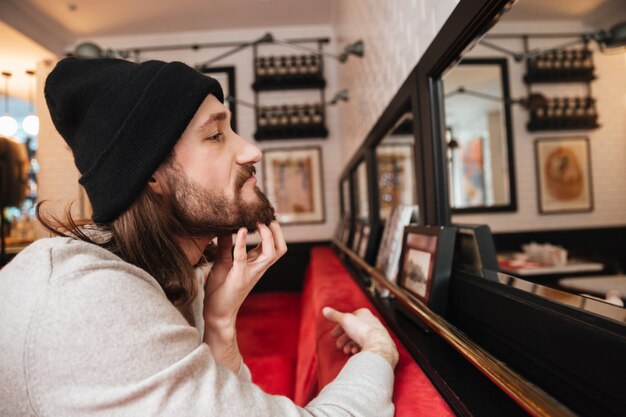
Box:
[235,135,262,165]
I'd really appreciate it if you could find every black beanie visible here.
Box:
[44,57,224,223]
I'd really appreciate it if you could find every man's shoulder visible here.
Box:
[9,237,159,289]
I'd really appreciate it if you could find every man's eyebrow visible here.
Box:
[198,111,228,130]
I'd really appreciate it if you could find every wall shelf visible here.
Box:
[252,45,328,140]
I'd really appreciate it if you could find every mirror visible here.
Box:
[443,58,516,212]
[437,0,626,305]
[375,112,416,221]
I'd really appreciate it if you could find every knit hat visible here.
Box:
[44,57,224,223]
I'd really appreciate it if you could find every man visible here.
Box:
[0,57,398,416]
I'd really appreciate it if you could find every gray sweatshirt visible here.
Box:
[0,237,394,417]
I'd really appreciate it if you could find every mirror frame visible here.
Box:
[446,57,518,213]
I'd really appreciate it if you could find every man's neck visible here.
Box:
[176,236,213,266]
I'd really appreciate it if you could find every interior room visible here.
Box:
[1,0,625,416]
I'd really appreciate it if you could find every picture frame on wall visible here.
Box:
[200,66,237,132]
[263,146,325,225]
[397,225,457,315]
[535,137,593,214]
[376,143,415,220]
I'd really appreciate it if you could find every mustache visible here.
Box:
[235,165,257,189]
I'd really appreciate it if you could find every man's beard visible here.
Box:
[164,163,276,237]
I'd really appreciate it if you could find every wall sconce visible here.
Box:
[480,21,626,62]
[0,72,18,137]
[22,70,39,136]
[196,33,364,71]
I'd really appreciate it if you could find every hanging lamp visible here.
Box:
[0,72,18,137]
[22,70,39,136]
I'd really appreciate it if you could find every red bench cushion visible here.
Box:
[297,246,455,417]
[238,292,301,398]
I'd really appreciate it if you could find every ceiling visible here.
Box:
[1,0,624,103]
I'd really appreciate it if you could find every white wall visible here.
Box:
[451,21,626,232]
[332,0,460,166]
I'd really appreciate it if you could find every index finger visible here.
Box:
[258,223,276,261]
[268,221,287,257]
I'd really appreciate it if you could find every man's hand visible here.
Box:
[203,221,287,372]
[323,307,399,369]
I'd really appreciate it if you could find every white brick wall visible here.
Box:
[332,0,460,165]
[451,21,626,231]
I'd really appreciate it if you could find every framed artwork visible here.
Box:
[201,66,237,132]
[376,143,415,220]
[535,137,593,214]
[397,225,457,315]
[375,204,419,285]
[358,223,371,259]
[263,146,325,224]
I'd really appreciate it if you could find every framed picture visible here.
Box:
[262,146,325,224]
[375,204,419,284]
[376,143,415,220]
[201,66,237,132]
[397,225,457,315]
[357,223,371,259]
[535,137,593,214]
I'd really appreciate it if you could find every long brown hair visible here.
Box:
[36,185,201,306]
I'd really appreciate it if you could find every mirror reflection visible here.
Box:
[375,112,416,221]
[443,59,514,210]
[443,0,626,309]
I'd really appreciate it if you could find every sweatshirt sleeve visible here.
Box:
[26,264,395,417]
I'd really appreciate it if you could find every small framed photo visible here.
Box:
[397,225,457,314]
[375,204,419,284]
[200,66,237,132]
[263,146,325,225]
[535,137,593,214]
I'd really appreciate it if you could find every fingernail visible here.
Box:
[322,306,331,316]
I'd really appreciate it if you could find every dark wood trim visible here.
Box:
[447,271,626,417]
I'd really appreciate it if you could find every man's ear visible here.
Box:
[148,169,167,196]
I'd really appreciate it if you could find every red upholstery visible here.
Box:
[238,292,301,398]
[238,247,455,416]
